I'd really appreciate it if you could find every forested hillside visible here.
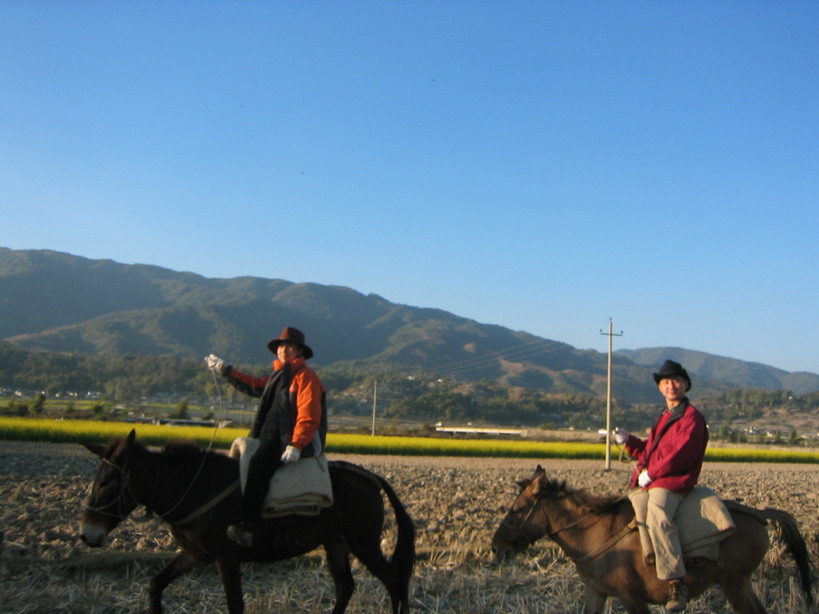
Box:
[2,248,819,420]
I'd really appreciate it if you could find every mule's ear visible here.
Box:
[84,443,106,458]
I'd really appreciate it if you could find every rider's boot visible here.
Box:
[226,521,254,547]
[665,578,688,612]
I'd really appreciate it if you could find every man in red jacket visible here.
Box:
[614,360,708,612]
[206,326,327,547]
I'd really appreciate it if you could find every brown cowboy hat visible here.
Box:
[267,326,313,359]
[653,359,692,391]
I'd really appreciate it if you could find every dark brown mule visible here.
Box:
[492,465,813,614]
[80,430,415,614]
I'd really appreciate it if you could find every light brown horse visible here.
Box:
[492,465,813,614]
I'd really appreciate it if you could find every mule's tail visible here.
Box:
[760,507,814,609]
[374,473,416,610]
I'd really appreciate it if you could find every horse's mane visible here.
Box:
[541,475,625,516]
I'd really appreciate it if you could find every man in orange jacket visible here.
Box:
[206,326,327,547]
[614,360,708,612]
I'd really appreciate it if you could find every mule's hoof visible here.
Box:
[227,523,254,548]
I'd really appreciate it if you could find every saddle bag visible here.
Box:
[229,437,334,517]
[629,486,736,564]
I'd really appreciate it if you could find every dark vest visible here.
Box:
[249,363,327,457]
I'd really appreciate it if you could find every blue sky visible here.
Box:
[2,2,818,374]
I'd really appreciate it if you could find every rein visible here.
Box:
[87,445,239,528]
[148,449,242,527]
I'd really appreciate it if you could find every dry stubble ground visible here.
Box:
[1,441,817,613]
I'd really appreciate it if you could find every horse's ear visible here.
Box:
[516,478,532,490]
[126,429,136,447]
[536,464,544,472]
[83,443,106,458]
[531,473,549,496]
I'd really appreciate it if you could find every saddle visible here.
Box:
[229,437,334,517]
[629,486,736,565]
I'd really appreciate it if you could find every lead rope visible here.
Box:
[145,366,228,521]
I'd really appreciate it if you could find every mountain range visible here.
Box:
[2,247,818,404]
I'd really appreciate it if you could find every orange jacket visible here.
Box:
[222,357,326,453]
[276,357,325,450]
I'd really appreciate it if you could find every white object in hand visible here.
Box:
[205,354,225,372]
[280,445,301,464]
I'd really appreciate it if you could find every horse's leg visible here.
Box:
[582,584,651,614]
[148,551,200,614]
[720,578,767,614]
[581,583,607,614]
[324,537,355,614]
[215,558,245,614]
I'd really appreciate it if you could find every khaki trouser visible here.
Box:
[646,487,686,580]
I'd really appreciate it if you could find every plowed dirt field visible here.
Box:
[1,442,817,613]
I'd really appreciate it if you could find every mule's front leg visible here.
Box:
[216,558,245,614]
[149,551,200,613]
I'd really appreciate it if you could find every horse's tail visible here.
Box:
[373,473,416,608]
[759,507,814,608]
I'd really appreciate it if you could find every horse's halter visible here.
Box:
[501,483,615,548]
[85,454,138,521]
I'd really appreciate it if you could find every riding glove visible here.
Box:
[280,445,301,464]
[613,428,630,445]
[205,354,225,373]
[638,469,652,488]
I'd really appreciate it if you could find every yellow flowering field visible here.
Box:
[1,417,817,462]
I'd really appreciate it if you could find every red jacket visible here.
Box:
[625,399,708,493]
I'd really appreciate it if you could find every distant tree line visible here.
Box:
[2,344,818,430]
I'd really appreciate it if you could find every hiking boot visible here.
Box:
[665,578,688,612]
[226,522,254,547]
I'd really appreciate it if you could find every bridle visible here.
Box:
[85,456,138,521]
[500,492,540,545]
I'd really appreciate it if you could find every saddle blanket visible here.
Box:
[228,437,334,518]
[629,486,736,564]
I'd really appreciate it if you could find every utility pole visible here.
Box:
[600,319,623,470]
[371,380,378,436]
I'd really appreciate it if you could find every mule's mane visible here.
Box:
[162,440,226,461]
[150,441,233,473]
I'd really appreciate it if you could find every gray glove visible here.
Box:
[613,428,629,445]
[205,354,225,373]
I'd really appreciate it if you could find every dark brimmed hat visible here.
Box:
[267,326,313,360]
[653,359,691,391]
